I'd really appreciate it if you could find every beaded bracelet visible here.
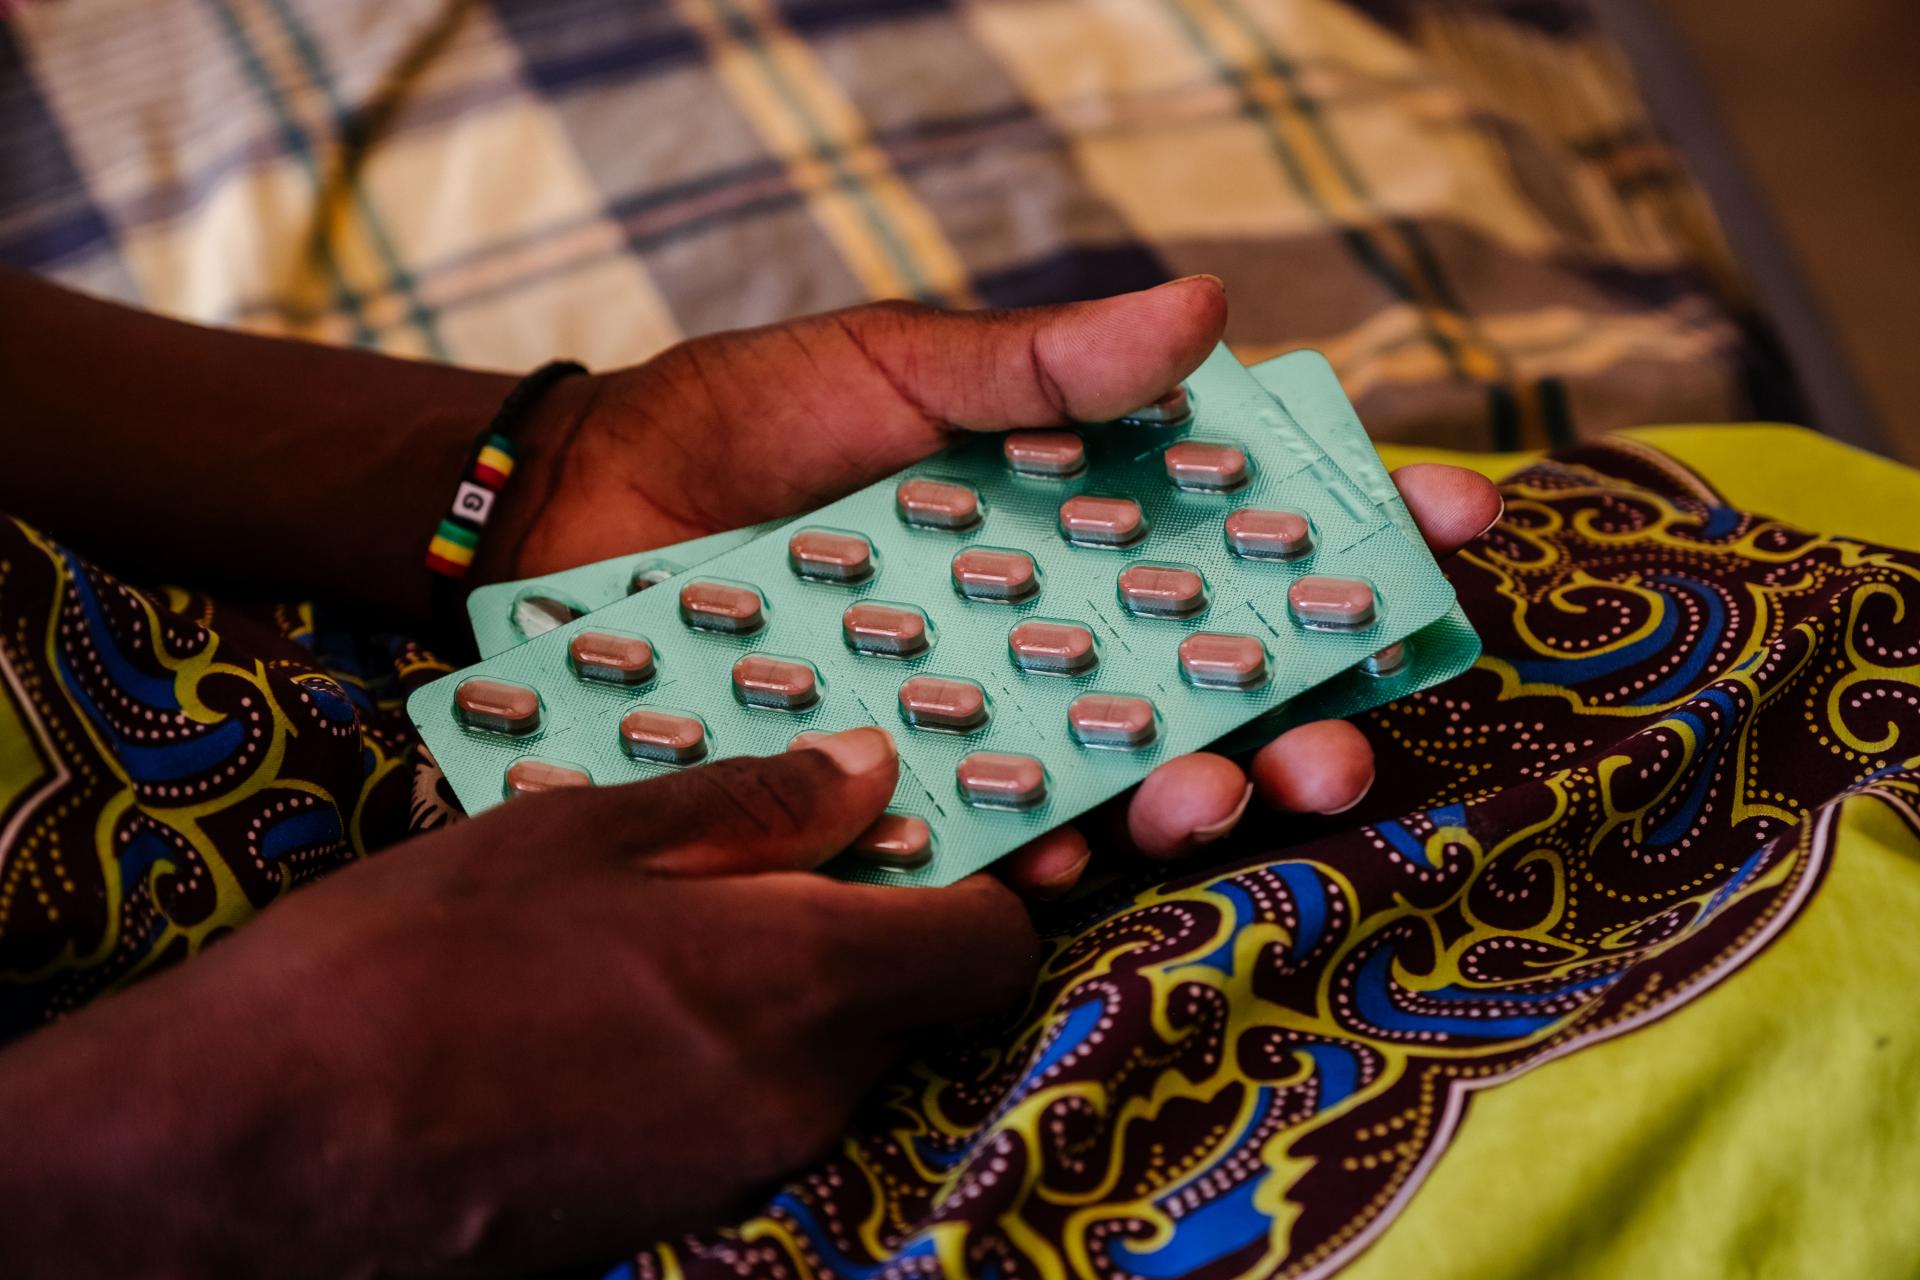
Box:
[423,431,519,578]
[426,360,587,645]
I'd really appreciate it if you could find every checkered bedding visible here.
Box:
[1,0,1796,449]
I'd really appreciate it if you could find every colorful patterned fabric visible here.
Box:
[2,427,1916,1274]
[3,0,1797,449]
[0,517,453,1033]
[0,3,1902,1271]
[621,428,1920,1279]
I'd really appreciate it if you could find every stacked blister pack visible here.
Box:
[410,348,1478,887]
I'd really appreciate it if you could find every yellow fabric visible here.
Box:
[1345,786,1920,1279]
[1380,424,1920,550]
[1339,423,1920,1277]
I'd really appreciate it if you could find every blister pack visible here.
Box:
[465,524,779,660]
[1213,352,1479,750]
[410,345,1461,887]
[464,353,1480,742]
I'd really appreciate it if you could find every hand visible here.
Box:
[488,278,1233,577]
[486,280,1503,895]
[0,729,1034,1279]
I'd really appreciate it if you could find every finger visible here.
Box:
[998,826,1093,900]
[827,275,1228,431]
[1250,720,1376,815]
[1391,463,1504,558]
[560,727,899,875]
[632,278,1228,529]
[1125,753,1254,860]
[802,872,1040,1029]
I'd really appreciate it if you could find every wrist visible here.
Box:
[466,368,606,588]
[379,365,523,626]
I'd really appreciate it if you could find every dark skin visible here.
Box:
[0,269,1500,876]
[0,269,1501,1275]
[0,729,1046,1278]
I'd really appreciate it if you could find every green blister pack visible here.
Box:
[465,524,781,659]
[411,344,1461,887]
[1213,352,1480,750]
[465,353,1481,746]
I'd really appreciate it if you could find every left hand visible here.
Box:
[484,278,1502,895]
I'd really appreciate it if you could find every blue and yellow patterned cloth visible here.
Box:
[615,427,1920,1279]
[3,2,1910,1274]
[0,523,449,1027]
[3,427,1917,1276]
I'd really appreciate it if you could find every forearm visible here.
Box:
[0,971,340,1278]
[0,268,530,625]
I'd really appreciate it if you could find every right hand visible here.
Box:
[0,728,1037,1279]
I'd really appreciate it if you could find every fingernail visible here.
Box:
[803,726,896,776]
[1030,850,1092,900]
[1474,497,1506,542]
[1159,273,1224,292]
[1320,768,1375,815]
[1192,783,1254,845]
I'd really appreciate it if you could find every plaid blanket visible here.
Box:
[3,0,1797,450]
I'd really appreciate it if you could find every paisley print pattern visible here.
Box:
[0,438,1915,1277]
[0,517,450,1037]
[632,439,1918,1279]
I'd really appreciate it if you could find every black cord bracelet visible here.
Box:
[424,360,588,651]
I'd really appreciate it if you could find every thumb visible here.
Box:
[560,727,900,875]
[607,278,1227,542]
[822,274,1228,430]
